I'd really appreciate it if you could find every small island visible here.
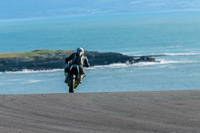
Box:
[0,50,162,72]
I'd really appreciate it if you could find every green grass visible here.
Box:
[0,50,74,60]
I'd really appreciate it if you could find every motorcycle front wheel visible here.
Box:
[69,74,75,93]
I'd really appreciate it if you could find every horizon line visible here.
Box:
[0,9,200,22]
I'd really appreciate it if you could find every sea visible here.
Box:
[0,11,200,94]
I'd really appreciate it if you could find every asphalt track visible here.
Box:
[1,90,200,133]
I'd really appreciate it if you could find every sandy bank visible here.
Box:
[0,90,200,133]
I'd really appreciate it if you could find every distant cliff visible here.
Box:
[0,50,161,72]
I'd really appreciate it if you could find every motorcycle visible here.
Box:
[66,64,83,93]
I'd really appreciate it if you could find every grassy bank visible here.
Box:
[0,50,74,60]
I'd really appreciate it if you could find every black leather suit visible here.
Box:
[65,53,90,74]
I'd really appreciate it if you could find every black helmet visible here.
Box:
[76,47,84,56]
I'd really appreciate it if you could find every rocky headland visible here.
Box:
[0,50,162,72]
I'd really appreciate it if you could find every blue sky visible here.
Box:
[1,0,200,19]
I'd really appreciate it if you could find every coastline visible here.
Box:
[0,50,159,72]
[1,90,200,133]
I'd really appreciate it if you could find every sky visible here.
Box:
[1,0,200,19]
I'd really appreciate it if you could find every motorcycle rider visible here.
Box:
[64,47,90,83]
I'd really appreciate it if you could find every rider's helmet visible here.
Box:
[76,47,84,56]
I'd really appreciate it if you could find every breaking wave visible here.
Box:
[136,60,199,66]
[1,59,199,73]
[4,69,63,74]
[122,52,200,57]
[21,80,42,84]
[90,63,129,68]
[90,60,199,68]
[164,53,200,56]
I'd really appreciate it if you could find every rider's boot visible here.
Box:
[79,74,86,84]
[81,74,86,79]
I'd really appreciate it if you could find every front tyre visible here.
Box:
[69,74,75,93]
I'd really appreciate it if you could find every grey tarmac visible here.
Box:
[0,90,200,133]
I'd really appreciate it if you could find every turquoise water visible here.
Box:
[1,12,200,54]
[0,11,200,94]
